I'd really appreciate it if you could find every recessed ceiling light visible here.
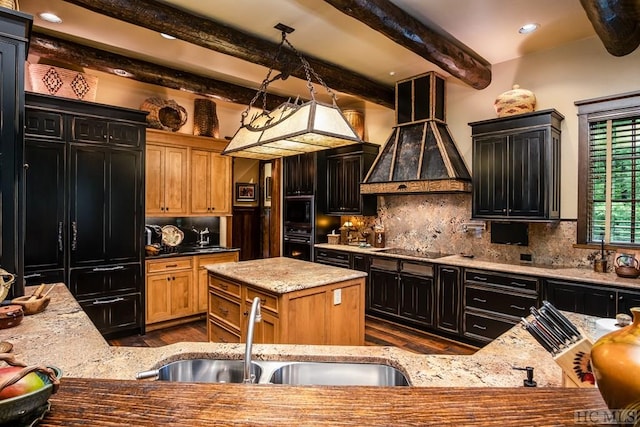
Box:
[389,71,396,76]
[518,23,540,34]
[160,33,176,40]
[113,68,133,77]
[38,12,63,24]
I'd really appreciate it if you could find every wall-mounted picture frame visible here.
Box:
[236,182,257,202]
[265,176,272,201]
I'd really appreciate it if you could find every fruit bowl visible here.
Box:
[0,366,61,425]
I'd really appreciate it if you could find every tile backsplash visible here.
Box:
[373,194,606,268]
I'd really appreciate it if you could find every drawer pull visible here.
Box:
[472,324,487,330]
[219,284,228,290]
[165,264,178,268]
[510,304,525,311]
[24,273,42,279]
[92,265,125,272]
[218,307,229,316]
[472,297,487,303]
[473,276,487,281]
[442,268,455,273]
[92,297,124,305]
[510,281,527,287]
[260,298,267,304]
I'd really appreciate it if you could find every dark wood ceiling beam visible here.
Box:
[61,0,395,108]
[323,0,492,90]
[29,31,290,111]
[580,0,640,56]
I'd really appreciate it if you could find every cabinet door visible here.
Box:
[169,271,195,317]
[79,292,141,337]
[250,310,279,344]
[163,146,188,215]
[473,136,507,217]
[437,266,462,334]
[210,153,231,214]
[545,280,616,317]
[146,273,172,322]
[509,130,545,217]
[618,290,640,317]
[399,273,434,327]
[190,149,211,214]
[284,153,315,195]
[326,156,343,213]
[24,139,65,272]
[145,144,165,215]
[368,269,399,316]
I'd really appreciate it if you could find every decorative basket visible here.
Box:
[342,109,365,140]
[140,97,187,132]
[27,63,98,101]
[193,98,220,138]
[0,0,19,10]
[0,269,15,302]
[494,84,536,117]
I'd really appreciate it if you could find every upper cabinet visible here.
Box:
[284,152,318,196]
[325,143,379,216]
[145,129,231,217]
[470,109,563,221]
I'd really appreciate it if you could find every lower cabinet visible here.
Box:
[208,273,365,345]
[145,252,239,330]
[544,279,640,318]
[436,266,462,335]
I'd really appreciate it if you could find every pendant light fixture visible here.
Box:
[222,23,363,160]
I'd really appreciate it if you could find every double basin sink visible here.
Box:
[136,359,410,386]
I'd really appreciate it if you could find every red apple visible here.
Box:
[0,366,46,400]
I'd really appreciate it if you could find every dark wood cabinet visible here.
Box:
[0,9,31,298]
[463,269,539,343]
[24,93,146,338]
[436,265,462,334]
[470,109,563,220]
[618,290,640,317]
[325,143,379,216]
[368,263,400,316]
[399,271,434,327]
[544,279,618,318]
[284,153,317,196]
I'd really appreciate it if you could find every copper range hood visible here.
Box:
[361,72,471,194]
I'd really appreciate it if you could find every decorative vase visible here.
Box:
[494,84,536,117]
[590,307,640,415]
[342,109,364,140]
[193,98,220,138]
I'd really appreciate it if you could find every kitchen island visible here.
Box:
[3,282,608,425]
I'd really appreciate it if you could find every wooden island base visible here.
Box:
[42,378,608,426]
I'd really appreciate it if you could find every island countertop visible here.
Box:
[205,257,367,294]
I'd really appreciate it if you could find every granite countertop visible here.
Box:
[4,283,600,389]
[205,257,367,294]
[145,245,240,259]
[315,243,640,290]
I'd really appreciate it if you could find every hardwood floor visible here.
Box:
[109,316,477,355]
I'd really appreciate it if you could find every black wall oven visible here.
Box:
[283,196,313,261]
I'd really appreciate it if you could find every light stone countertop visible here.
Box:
[3,282,600,389]
[205,257,367,294]
[315,243,640,290]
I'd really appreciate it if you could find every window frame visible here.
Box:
[576,91,640,246]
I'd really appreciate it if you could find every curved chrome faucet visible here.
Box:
[244,296,262,383]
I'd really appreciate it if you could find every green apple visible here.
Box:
[0,366,46,400]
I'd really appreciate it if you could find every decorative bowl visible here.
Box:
[11,296,51,315]
[0,305,23,329]
[0,366,62,425]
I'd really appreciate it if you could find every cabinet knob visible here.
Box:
[610,294,615,300]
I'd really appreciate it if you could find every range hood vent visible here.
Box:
[361,72,471,194]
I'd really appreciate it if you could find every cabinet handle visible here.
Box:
[472,297,487,303]
[619,295,624,300]
[210,207,215,211]
[442,268,455,273]
[92,297,124,305]
[103,134,107,140]
[260,298,267,304]
[166,207,169,212]
[58,221,64,252]
[472,324,487,330]
[219,283,228,290]
[92,266,125,272]
[473,276,487,281]
[510,281,527,288]
[243,311,248,316]
[167,277,171,281]
[71,221,78,251]
[161,207,165,211]
[165,264,178,268]
[24,273,42,279]
[218,307,229,316]
[610,294,615,300]
[510,304,525,311]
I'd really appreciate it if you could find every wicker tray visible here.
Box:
[27,63,98,101]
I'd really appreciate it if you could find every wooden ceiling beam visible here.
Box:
[61,0,395,108]
[29,31,290,111]
[579,0,640,56]
[323,0,492,90]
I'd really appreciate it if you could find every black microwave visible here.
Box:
[284,196,313,227]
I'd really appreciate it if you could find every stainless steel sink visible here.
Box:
[136,359,262,384]
[137,359,410,386]
[268,362,410,386]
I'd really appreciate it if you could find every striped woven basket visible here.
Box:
[0,0,18,10]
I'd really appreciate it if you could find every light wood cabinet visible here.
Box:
[145,144,188,216]
[146,251,238,330]
[208,273,365,345]
[190,149,231,215]
[146,257,195,325]
[145,129,231,217]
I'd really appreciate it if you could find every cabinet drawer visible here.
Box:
[464,269,538,292]
[70,263,141,299]
[209,292,242,329]
[465,286,536,317]
[371,257,399,272]
[316,249,350,267]
[25,109,64,139]
[78,292,142,337]
[197,252,238,267]
[463,311,516,342]
[146,257,193,273]
[246,287,278,314]
[401,261,433,277]
[208,317,241,343]
[209,276,241,299]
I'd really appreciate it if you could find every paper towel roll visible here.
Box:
[595,318,623,340]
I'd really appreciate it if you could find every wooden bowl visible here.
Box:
[10,296,50,315]
[0,305,23,329]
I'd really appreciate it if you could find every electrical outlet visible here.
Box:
[333,288,342,305]
[520,253,533,263]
